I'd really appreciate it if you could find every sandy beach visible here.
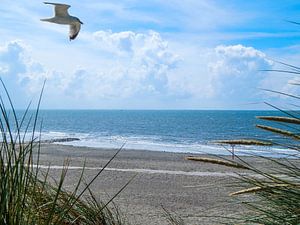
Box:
[35,143,273,225]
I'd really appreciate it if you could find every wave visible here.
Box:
[9,130,298,158]
[46,132,298,158]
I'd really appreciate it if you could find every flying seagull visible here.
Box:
[41,2,83,40]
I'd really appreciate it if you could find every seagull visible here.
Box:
[41,2,83,40]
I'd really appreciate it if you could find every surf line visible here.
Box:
[33,164,240,177]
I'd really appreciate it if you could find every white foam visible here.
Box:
[33,164,240,177]
[58,136,227,154]
[11,130,297,158]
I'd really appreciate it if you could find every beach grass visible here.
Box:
[0,81,128,224]
[213,139,272,160]
[183,60,300,224]
[233,112,300,224]
[186,156,250,169]
[185,114,300,224]
[235,61,300,224]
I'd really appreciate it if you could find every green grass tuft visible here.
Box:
[0,80,129,225]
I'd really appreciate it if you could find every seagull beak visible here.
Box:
[80,20,83,25]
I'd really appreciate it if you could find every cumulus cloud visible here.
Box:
[0,32,180,105]
[0,41,48,106]
[209,44,273,98]
[211,44,272,77]
[0,41,26,77]
[0,37,288,109]
[93,30,179,70]
[63,30,180,99]
[167,44,274,103]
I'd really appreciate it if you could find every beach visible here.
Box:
[33,143,276,225]
[3,1,300,224]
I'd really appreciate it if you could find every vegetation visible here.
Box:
[232,94,300,225]
[0,81,128,225]
[185,61,300,224]
[214,139,273,159]
[186,156,250,169]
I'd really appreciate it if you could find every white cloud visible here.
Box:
[210,45,273,97]
[211,44,272,77]
[63,30,180,99]
[0,41,47,106]
[0,41,26,77]
[167,44,274,103]
[1,31,180,104]
[0,36,292,109]
[1,1,300,110]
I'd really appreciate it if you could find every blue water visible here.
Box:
[14,110,300,156]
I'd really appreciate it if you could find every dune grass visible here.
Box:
[0,81,129,224]
[233,112,300,224]
[185,113,300,224]
[214,139,273,159]
[186,156,250,169]
[185,61,300,224]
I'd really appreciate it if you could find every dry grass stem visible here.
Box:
[256,116,300,124]
[214,139,273,146]
[256,124,300,140]
[229,184,293,196]
[186,156,249,169]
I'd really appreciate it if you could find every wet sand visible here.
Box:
[35,144,273,225]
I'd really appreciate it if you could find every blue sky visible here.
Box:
[1,0,300,109]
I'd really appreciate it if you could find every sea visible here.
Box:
[14,110,300,157]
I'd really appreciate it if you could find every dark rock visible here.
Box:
[43,138,80,143]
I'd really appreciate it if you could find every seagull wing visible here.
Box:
[44,2,70,17]
[69,22,81,40]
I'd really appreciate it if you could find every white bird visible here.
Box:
[41,2,83,40]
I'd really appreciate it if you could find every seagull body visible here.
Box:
[41,2,83,40]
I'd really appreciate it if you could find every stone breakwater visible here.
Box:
[42,137,80,143]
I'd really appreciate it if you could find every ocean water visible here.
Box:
[14,110,300,156]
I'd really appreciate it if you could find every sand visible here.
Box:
[35,144,274,225]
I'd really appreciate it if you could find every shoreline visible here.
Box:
[38,143,271,170]
[40,136,297,158]
[34,143,282,225]
[37,143,290,177]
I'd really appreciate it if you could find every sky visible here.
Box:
[1,0,300,109]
